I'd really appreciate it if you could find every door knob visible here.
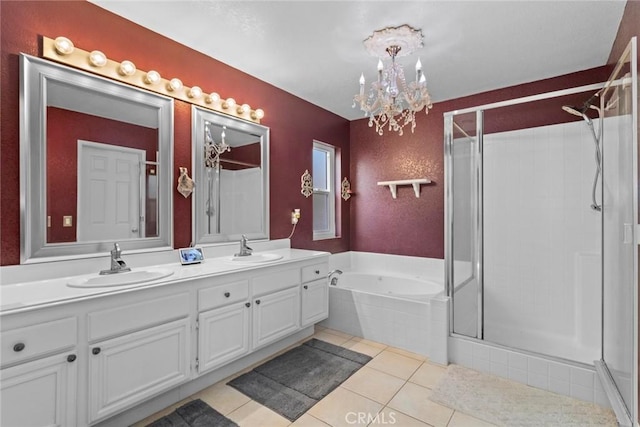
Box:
[131,228,139,233]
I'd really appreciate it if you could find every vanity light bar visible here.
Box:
[43,36,265,123]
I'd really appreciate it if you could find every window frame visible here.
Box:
[312,140,336,240]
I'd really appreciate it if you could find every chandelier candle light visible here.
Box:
[353,25,433,136]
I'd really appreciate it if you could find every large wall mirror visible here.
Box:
[20,54,173,262]
[192,106,269,245]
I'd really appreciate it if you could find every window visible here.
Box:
[312,141,336,240]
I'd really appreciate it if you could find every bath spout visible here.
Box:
[328,269,343,286]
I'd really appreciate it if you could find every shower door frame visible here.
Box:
[444,58,638,423]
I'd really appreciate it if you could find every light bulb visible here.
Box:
[222,98,236,109]
[53,36,74,55]
[237,103,250,114]
[205,92,220,104]
[419,74,426,84]
[377,59,384,71]
[188,86,203,99]
[144,70,161,85]
[88,50,107,67]
[118,60,136,76]
[167,78,183,92]
[251,108,265,120]
[415,58,422,72]
[359,73,365,85]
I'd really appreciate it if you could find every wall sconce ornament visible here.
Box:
[341,177,352,201]
[43,36,264,124]
[177,167,195,198]
[301,170,313,198]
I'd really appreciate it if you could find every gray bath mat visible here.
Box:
[227,338,372,421]
[429,364,618,426]
[145,399,238,427]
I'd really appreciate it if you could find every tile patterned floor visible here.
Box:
[134,326,497,427]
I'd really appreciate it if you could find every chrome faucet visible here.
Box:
[328,269,343,286]
[234,235,253,257]
[100,243,131,275]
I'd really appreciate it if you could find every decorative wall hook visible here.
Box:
[341,177,353,201]
[177,167,195,198]
[301,170,313,198]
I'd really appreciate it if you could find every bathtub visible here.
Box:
[320,252,445,356]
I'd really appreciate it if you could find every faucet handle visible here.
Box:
[112,243,121,256]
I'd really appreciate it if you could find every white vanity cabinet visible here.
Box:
[300,263,329,327]
[252,268,301,349]
[87,293,191,424]
[197,280,251,374]
[1,317,78,427]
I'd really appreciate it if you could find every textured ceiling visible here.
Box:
[89,1,627,120]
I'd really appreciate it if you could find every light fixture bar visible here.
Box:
[43,36,264,123]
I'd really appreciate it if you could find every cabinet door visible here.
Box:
[88,318,190,424]
[198,302,250,374]
[253,286,300,349]
[301,279,329,327]
[1,352,77,427]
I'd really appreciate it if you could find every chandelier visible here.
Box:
[353,25,433,136]
[204,122,230,168]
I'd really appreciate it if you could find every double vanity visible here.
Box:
[0,247,329,426]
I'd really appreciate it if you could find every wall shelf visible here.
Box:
[377,178,431,199]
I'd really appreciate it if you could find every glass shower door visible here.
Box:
[446,111,482,338]
[600,36,637,424]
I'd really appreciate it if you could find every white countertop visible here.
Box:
[0,248,329,316]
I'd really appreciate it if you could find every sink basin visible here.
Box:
[67,269,174,288]
[226,253,283,264]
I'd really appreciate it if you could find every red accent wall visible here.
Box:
[0,1,350,265]
[46,107,158,243]
[350,66,613,259]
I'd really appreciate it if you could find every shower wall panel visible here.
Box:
[483,120,603,364]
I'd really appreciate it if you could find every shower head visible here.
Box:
[561,105,585,117]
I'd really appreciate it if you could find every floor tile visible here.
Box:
[366,350,423,380]
[313,330,351,346]
[194,381,251,415]
[372,407,432,426]
[388,382,453,427]
[409,362,447,389]
[290,413,331,426]
[308,386,383,427]
[348,336,388,349]
[341,366,406,404]
[341,338,386,358]
[227,400,290,427]
[131,397,193,427]
[386,346,427,361]
[447,411,498,427]
[320,328,353,339]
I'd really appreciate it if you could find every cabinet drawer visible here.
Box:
[252,268,300,296]
[1,317,77,368]
[302,263,328,283]
[199,280,249,312]
[88,293,189,342]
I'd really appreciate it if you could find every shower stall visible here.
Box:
[445,38,638,425]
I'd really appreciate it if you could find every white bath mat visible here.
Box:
[429,364,617,426]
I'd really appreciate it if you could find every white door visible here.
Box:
[77,140,144,241]
[301,279,329,327]
[252,287,300,349]
[88,318,190,424]
[1,353,77,427]
[198,302,251,374]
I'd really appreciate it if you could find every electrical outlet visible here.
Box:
[291,209,301,224]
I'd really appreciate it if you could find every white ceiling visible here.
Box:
[89,1,627,121]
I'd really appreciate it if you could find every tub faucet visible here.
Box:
[100,243,131,275]
[234,235,253,257]
[328,269,343,286]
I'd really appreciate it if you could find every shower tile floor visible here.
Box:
[132,326,501,427]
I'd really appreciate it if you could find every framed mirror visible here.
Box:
[192,106,269,245]
[20,54,173,262]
